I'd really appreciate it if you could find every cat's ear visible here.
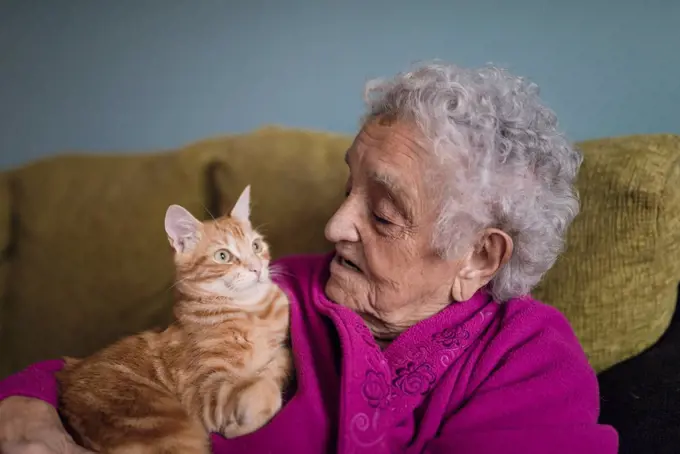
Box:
[165,204,202,253]
[230,185,251,223]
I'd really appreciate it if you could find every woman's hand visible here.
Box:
[0,396,94,454]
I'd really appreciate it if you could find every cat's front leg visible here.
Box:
[219,348,292,438]
[183,375,237,435]
[264,346,294,389]
[221,377,282,438]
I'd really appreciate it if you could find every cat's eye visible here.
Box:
[213,249,233,263]
[252,238,263,253]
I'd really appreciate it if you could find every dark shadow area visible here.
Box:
[599,283,680,454]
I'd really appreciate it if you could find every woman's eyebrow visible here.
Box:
[369,171,414,218]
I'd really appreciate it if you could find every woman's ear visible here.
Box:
[451,229,513,301]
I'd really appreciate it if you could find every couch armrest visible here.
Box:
[598,284,680,454]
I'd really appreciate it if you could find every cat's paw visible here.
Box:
[222,378,282,438]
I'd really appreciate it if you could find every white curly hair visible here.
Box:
[363,62,582,302]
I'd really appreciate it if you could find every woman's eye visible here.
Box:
[373,213,391,225]
[213,249,232,263]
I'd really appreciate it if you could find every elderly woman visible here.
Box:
[0,63,618,453]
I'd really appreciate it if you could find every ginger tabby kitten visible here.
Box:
[56,186,293,454]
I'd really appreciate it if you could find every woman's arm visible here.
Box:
[0,360,93,453]
[0,360,64,406]
[423,303,619,454]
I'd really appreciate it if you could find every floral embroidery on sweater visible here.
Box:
[393,362,436,395]
[357,318,477,408]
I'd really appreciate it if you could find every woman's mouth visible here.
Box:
[337,255,362,273]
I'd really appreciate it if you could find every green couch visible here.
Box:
[1,127,679,382]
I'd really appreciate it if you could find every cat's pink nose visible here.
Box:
[248,264,261,275]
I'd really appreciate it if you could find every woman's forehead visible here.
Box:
[355,119,423,151]
[352,122,428,174]
[347,122,433,215]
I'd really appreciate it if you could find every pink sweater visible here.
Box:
[0,253,618,453]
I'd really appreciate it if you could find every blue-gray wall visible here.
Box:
[1,0,678,169]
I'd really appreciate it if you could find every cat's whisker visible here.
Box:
[168,276,192,291]
[268,264,289,273]
[268,266,294,279]
[201,203,218,222]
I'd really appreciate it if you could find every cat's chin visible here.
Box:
[196,277,272,301]
[227,280,271,297]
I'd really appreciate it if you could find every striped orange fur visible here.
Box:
[56,186,293,454]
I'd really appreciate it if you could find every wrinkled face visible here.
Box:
[324,119,463,340]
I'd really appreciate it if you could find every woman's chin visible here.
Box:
[325,277,358,310]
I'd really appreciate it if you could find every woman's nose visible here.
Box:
[325,200,360,244]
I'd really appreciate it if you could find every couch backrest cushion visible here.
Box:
[214,129,680,372]
[3,128,678,376]
[0,171,11,360]
[205,126,351,258]
[0,149,217,376]
[534,134,680,371]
